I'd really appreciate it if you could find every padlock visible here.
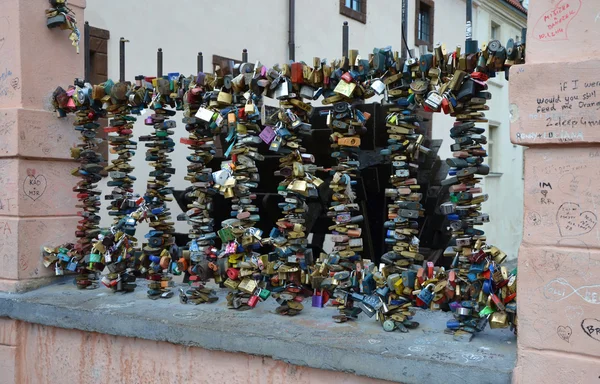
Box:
[417,283,435,306]
[312,289,324,308]
[66,257,78,272]
[424,91,443,111]
[248,294,260,308]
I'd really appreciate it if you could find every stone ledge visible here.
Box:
[0,280,516,384]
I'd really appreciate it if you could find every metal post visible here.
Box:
[242,48,248,62]
[84,22,91,82]
[156,48,162,77]
[465,0,478,54]
[401,0,408,59]
[342,21,349,57]
[119,38,128,82]
[288,0,296,61]
[197,52,203,73]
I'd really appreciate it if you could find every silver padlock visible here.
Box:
[370,79,386,95]
[440,202,455,215]
[300,85,315,99]
[273,78,290,99]
[424,91,443,111]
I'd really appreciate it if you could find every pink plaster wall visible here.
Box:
[525,0,600,64]
[0,0,83,292]
[511,0,600,382]
[0,319,392,384]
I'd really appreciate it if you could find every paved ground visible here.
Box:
[0,278,516,383]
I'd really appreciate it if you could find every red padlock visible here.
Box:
[226,268,239,280]
[504,292,517,304]
[427,262,434,279]
[417,268,425,285]
[441,97,450,114]
[341,72,354,83]
[490,293,506,311]
[448,270,457,287]
[248,294,259,308]
[291,62,304,84]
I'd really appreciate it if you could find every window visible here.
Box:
[491,21,501,41]
[487,124,501,175]
[415,0,435,51]
[339,0,367,24]
[212,55,242,76]
[345,0,360,11]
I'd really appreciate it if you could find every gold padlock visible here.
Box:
[489,311,509,329]
[217,91,232,105]
[238,278,257,294]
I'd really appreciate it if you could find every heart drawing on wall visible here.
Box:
[533,0,582,42]
[581,318,600,342]
[557,325,572,343]
[23,168,47,201]
[556,202,597,237]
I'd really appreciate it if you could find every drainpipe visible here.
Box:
[401,0,408,59]
[288,0,295,61]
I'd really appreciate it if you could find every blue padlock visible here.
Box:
[417,284,435,306]
[402,270,417,289]
[361,273,375,295]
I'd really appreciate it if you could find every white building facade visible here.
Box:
[85,0,527,261]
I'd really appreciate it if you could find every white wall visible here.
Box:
[85,0,526,259]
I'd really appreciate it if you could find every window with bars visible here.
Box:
[339,0,367,24]
[415,0,435,51]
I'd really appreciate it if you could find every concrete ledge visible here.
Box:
[0,280,516,383]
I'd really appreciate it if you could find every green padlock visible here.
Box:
[479,305,494,317]
[258,288,271,301]
[89,253,102,263]
[218,227,235,242]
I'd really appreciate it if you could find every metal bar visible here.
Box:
[466,0,473,40]
[157,48,163,78]
[342,21,349,57]
[84,22,91,82]
[288,0,296,61]
[401,0,408,59]
[242,48,248,62]
[197,52,203,73]
[119,38,126,82]
[465,0,478,54]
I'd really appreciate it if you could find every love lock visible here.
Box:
[417,283,436,307]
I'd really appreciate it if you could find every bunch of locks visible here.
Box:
[96,78,145,292]
[138,75,182,298]
[267,61,322,316]
[437,67,517,336]
[45,0,80,53]
[407,41,521,335]
[103,78,144,226]
[176,73,222,302]
[51,80,105,265]
[49,79,147,290]
[45,38,524,334]
[187,61,269,310]
[368,48,431,332]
